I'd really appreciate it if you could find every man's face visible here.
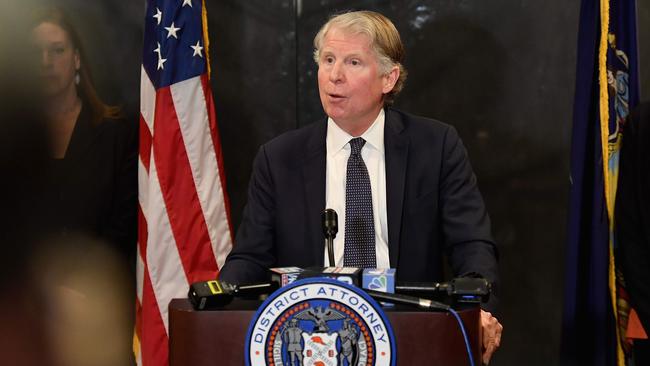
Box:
[317,27,396,129]
[32,22,80,97]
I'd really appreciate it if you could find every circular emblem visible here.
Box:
[245,277,396,365]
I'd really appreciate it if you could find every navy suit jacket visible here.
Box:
[220,108,499,309]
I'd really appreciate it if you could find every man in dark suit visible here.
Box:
[220,10,502,363]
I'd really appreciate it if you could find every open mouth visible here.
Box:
[328,93,346,101]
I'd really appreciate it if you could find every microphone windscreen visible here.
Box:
[322,209,338,236]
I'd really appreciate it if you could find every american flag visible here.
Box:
[135,0,233,364]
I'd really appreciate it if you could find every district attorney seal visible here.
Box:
[245,277,397,365]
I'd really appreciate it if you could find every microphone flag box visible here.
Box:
[363,268,396,307]
[362,268,396,294]
[298,267,362,286]
[270,267,304,287]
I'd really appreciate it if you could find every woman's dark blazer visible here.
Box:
[49,102,138,263]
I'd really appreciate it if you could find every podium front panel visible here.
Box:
[169,298,481,365]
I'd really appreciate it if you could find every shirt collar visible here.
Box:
[326,109,385,157]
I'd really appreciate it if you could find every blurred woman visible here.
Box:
[31,7,137,266]
[29,7,137,365]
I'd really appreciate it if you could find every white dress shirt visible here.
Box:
[324,110,390,268]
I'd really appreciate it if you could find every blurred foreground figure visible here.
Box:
[34,236,135,366]
[616,102,650,364]
[0,5,54,362]
[28,6,137,364]
[0,5,136,365]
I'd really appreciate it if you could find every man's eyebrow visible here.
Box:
[320,49,364,58]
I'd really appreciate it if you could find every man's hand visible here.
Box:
[480,309,503,365]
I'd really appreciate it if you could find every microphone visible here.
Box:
[364,289,450,311]
[188,280,278,310]
[322,209,338,267]
[395,277,490,304]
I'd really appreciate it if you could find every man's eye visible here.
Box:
[325,56,334,64]
[350,59,361,66]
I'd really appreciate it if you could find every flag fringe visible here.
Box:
[598,0,625,364]
[202,0,211,79]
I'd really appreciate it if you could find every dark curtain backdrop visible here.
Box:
[22,0,650,364]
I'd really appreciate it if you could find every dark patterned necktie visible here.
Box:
[343,137,377,268]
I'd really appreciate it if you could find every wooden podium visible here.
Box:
[169,298,481,365]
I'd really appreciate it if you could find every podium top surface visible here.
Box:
[171,297,479,313]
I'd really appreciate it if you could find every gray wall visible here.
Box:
[30,0,650,364]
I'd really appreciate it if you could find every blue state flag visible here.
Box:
[561,0,639,365]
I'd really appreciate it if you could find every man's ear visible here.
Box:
[382,66,400,94]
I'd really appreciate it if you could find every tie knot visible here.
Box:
[349,137,366,156]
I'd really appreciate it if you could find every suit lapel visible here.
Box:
[384,109,409,267]
[301,119,328,265]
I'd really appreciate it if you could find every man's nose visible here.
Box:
[329,61,344,83]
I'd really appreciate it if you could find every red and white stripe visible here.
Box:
[135,64,232,365]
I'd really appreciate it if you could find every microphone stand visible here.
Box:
[322,209,338,267]
[326,235,335,267]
